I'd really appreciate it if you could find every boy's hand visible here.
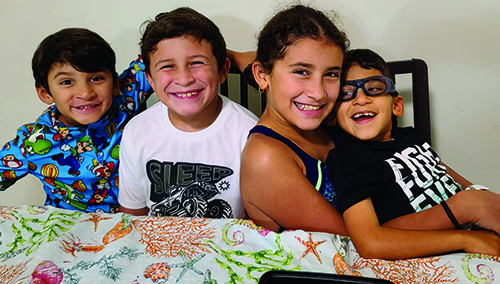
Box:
[463,230,500,256]
[468,190,500,235]
[452,190,500,235]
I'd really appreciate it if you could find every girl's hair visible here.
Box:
[342,49,392,80]
[245,4,350,89]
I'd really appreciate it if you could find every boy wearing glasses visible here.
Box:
[326,49,500,259]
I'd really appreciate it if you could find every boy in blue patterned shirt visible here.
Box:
[0,28,151,213]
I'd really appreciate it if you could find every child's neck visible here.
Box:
[259,111,334,161]
[168,95,223,132]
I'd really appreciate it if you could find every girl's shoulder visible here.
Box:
[244,131,298,163]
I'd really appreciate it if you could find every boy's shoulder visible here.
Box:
[122,101,164,131]
[122,95,258,137]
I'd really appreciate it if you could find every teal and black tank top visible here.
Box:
[249,125,338,208]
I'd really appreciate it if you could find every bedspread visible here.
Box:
[0,205,498,283]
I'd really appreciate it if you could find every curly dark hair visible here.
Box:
[245,4,350,90]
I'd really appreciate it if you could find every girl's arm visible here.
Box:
[240,134,348,236]
[226,50,256,73]
[344,198,500,260]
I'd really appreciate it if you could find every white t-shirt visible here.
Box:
[119,95,258,219]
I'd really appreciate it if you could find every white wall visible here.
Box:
[1,0,499,206]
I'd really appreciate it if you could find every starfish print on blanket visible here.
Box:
[169,250,207,282]
[295,233,327,264]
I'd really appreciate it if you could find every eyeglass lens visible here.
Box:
[340,78,388,100]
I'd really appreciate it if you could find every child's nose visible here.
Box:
[352,88,371,104]
[78,83,96,100]
[305,79,327,100]
[175,67,195,86]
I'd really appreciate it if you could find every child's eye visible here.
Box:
[60,79,73,85]
[340,90,353,100]
[339,85,355,100]
[325,71,340,78]
[159,64,174,70]
[367,86,384,92]
[91,76,105,82]
[189,61,205,66]
[293,69,309,76]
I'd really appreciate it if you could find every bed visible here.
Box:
[1,204,499,283]
[2,59,499,283]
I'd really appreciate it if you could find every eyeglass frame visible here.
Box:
[338,75,399,102]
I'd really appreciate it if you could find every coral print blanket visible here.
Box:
[0,205,498,283]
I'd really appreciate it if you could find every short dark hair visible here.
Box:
[342,49,392,80]
[32,28,117,95]
[140,7,227,74]
[245,4,350,90]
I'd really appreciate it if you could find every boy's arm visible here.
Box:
[382,162,467,230]
[119,205,149,216]
[226,49,255,73]
[117,123,149,216]
[443,162,472,188]
[383,162,500,235]
[384,190,500,236]
[441,162,500,234]
[118,56,154,112]
[0,128,31,190]
[344,198,500,260]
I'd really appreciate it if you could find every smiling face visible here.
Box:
[145,35,229,131]
[334,64,404,141]
[255,38,343,132]
[37,63,116,128]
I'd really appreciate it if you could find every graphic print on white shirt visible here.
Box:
[118,95,259,219]
[147,160,235,218]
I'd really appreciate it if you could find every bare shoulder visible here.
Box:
[240,131,347,234]
[241,133,300,174]
[240,132,308,201]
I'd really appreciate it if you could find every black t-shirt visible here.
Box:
[327,127,463,224]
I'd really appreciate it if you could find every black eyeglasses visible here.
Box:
[339,76,398,102]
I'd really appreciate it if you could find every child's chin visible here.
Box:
[73,116,102,127]
[295,121,323,132]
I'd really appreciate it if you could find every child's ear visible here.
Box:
[145,72,156,92]
[392,95,404,117]
[112,78,120,96]
[218,58,230,84]
[252,61,269,92]
[36,87,54,105]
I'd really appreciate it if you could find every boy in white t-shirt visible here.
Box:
[118,7,258,218]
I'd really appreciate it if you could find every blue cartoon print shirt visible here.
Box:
[0,57,152,213]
